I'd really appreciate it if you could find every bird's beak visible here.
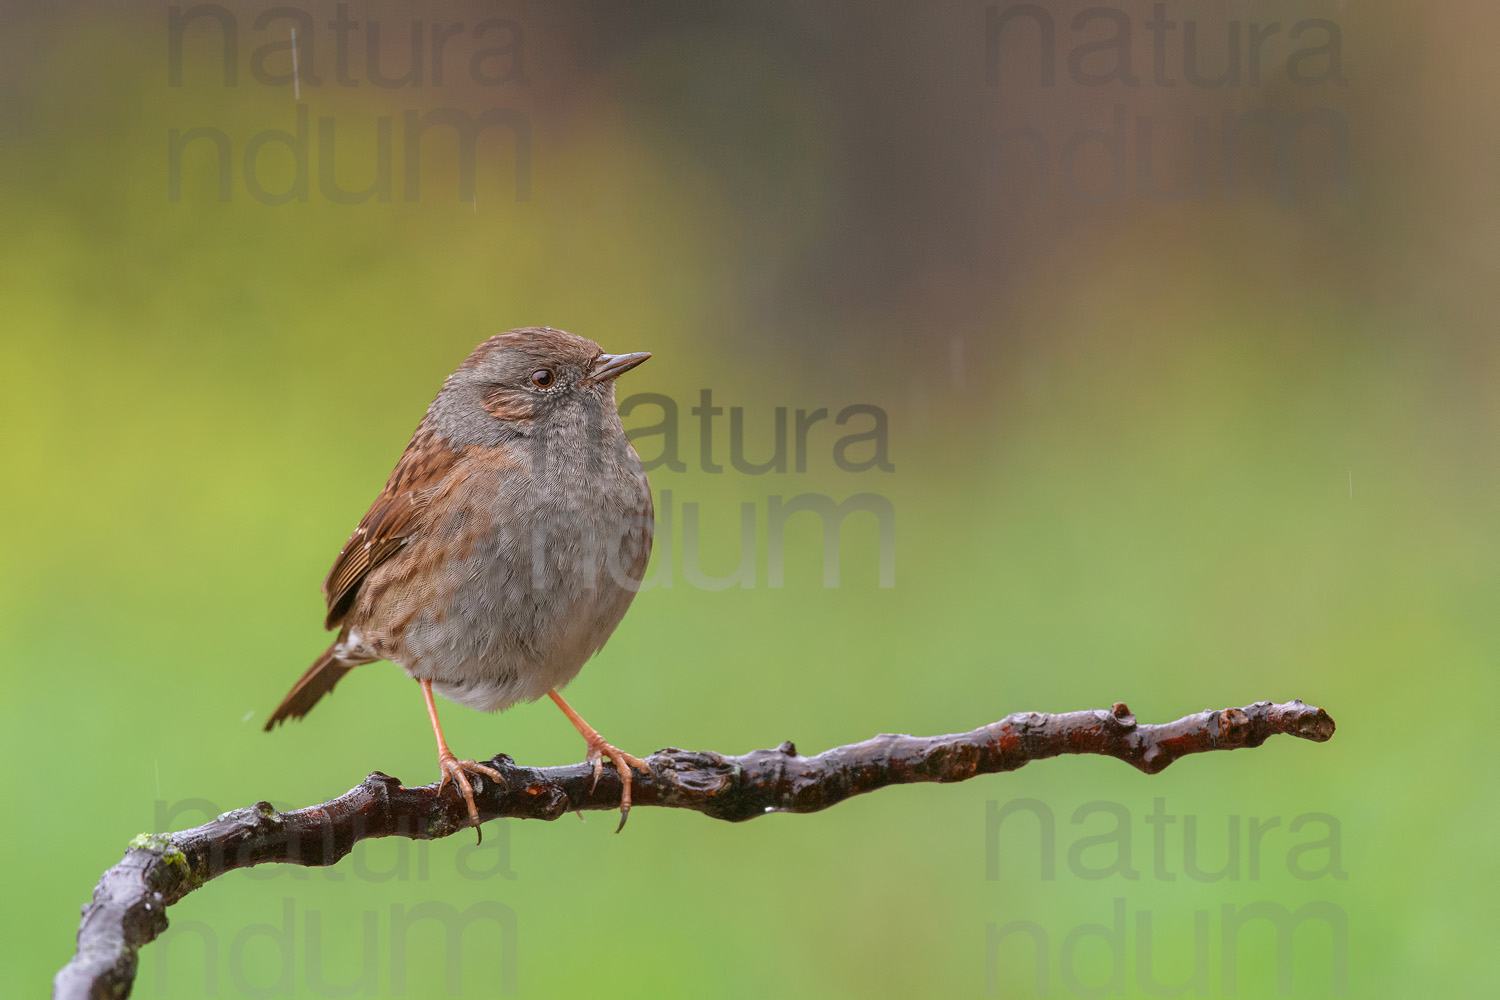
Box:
[589,352,651,382]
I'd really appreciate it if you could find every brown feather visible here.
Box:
[323,423,464,629]
[263,641,355,730]
[481,384,538,422]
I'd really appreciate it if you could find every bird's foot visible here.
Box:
[584,738,651,832]
[436,753,505,840]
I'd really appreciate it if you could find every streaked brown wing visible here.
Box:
[322,425,462,629]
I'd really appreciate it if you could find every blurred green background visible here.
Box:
[3,1,1496,996]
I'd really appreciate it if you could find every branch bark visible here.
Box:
[54,699,1334,999]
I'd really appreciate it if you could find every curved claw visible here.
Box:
[586,750,607,795]
[436,754,506,843]
[582,739,651,833]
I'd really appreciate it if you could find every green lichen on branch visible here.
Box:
[127,832,188,873]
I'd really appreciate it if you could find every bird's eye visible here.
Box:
[531,368,554,388]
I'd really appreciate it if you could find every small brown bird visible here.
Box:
[266,327,655,831]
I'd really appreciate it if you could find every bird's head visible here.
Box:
[428,326,651,446]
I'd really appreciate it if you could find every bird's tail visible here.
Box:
[264,641,359,731]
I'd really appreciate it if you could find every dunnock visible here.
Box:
[265,327,655,832]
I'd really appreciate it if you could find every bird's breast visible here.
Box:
[362,444,652,710]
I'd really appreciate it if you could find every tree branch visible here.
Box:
[54,699,1334,999]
